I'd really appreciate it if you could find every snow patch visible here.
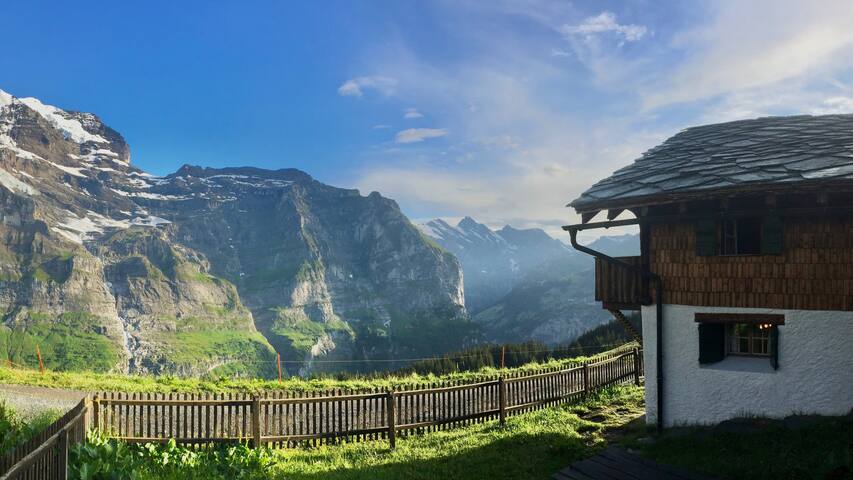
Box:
[19,97,108,144]
[0,167,38,195]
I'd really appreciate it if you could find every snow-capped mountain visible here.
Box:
[0,89,469,376]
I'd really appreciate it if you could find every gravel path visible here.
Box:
[0,384,85,420]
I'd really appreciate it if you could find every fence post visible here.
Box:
[386,391,396,450]
[92,394,100,431]
[583,363,590,395]
[498,377,506,426]
[633,347,641,386]
[58,427,68,479]
[82,395,91,433]
[252,396,261,448]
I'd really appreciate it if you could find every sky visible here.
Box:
[3,0,853,240]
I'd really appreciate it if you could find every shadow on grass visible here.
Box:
[641,416,853,480]
[278,431,595,480]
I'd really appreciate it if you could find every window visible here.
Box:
[695,313,783,369]
[726,323,771,357]
[720,217,761,255]
[695,215,783,256]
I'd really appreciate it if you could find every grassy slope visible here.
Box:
[0,346,635,393]
[271,386,644,480]
[66,385,643,480]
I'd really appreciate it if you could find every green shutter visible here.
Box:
[770,325,779,370]
[695,219,717,257]
[761,215,784,255]
[698,323,725,364]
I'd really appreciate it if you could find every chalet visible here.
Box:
[567,114,853,429]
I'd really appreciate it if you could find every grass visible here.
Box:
[148,329,278,377]
[0,401,60,455]
[272,385,644,480]
[634,416,853,480]
[0,346,632,394]
[67,385,643,480]
[0,311,122,372]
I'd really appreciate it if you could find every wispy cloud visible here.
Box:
[372,124,391,129]
[403,107,424,119]
[337,76,397,98]
[562,11,648,43]
[642,0,853,109]
[395,128,448,143]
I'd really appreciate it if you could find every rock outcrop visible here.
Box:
[0,89,468,376]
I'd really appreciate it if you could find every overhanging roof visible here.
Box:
[570,114,853,213]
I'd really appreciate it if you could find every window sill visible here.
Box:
[700,355,776,373]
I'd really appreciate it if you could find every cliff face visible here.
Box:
[0,90,468,376]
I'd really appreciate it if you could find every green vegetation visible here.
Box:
[0,346,630,394]
[0,402,60,455]
[149,329,278,378]
[566,314,641,353]
[70,434,275,480]
[636,416,853,480]
[0,311,121,372]
[273,386,644,479]
[67,386,642,479]
[403,316,640,376]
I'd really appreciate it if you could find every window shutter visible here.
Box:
[695,219,717,257]
[698,323,725,364]
[761,215,784,255]
[770,325,779,370]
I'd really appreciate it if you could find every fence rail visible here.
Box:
[0,344,643,479]
[0,397,89,480]
[94,346,643,449]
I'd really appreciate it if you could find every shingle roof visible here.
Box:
[570,114,853,212]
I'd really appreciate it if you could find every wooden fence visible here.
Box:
[93,347,643,449]
[0,397,89,480]
[0,345,642,479]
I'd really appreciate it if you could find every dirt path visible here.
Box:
[0,384,85,419]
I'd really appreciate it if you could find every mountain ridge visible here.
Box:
[0,88,470,376]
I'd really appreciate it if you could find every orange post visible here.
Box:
[277,352,282,383]
[36,344,44,374]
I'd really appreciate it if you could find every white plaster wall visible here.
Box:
[642,304,853,427]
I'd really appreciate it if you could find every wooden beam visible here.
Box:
[606,208,624,220]
[581,211,599,224]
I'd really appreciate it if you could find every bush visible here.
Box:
[69,432,276,480]
[0,402,60,455]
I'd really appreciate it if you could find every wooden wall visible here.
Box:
[649,218,853,311]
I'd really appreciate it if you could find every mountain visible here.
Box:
[0,89,469,376]
[420,217,639,345]
[419,217,586,313]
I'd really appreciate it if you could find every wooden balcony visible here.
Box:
[594,256,648,310]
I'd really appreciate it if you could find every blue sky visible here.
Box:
[3,1,853,238]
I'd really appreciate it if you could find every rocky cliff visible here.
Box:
[0,89,468,376]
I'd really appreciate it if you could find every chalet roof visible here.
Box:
[570,114,853,213]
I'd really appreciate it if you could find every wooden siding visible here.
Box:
[649,218,853,311]
[594,256,646,310]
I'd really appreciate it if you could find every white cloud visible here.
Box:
[337,76,397,98]
[395,128,448,143]
[562,11,647,43]
[403,107,424,119]
[372,124,391,129]
[811,96,853,115]
[643,0,853,109]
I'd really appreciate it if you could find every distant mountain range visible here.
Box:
[0,89,470,377]
[419,217,638,345]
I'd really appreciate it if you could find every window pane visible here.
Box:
[737,218,762,254]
